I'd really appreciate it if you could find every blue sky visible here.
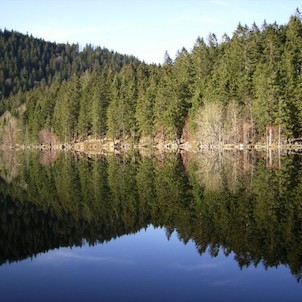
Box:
[0,0,301,63]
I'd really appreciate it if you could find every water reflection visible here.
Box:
[0,149,302,281]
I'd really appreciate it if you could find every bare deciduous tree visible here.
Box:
[195,101,224,146]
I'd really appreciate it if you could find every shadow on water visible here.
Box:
[1,149,302,281]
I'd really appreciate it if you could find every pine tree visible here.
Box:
[119,63,137,142]
[77,71,93,139]
[282,10,302,137]
[154,53,182,141]
[107,74,121,141]
[90,69,112,138]
[107,64,137,144]
[135,63,156,140]
[253,22,285,138]
[53,75,81,142]
[174,47,194,110]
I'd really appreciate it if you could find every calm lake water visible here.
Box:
[0,150,302,301]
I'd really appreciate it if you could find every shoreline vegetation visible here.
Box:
[1,12,302,151]
[1,138,302,154]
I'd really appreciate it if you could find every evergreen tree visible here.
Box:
[282,10,302,137]
[0,29,140,104]
[90,69,112,138]
[3,12,302,146]
[253,22,285,136]
[53,75,81,142]
[135,63,157,140]
[173,47,194,116]
[107,64,137,143]
[154,53,183,141]
[107,74,121,141]
[77,72,93,139]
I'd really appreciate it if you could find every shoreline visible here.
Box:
[1,139,302,154]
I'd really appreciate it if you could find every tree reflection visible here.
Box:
[0,150,302,281]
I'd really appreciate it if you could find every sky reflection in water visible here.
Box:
[1,225,301,302]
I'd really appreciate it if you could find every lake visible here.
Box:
[0,149,302,301]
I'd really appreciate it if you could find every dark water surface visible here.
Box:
[0,150,302,301]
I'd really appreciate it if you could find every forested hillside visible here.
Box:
[0,29,140,105]
[1,11,302,147]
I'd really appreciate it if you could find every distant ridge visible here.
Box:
[0,28,141,100]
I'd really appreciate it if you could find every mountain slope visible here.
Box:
[0,29,140,103]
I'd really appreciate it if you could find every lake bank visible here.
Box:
[2,138,302,155]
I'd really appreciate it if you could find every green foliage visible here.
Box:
[154,55,184,140]
[135,64,157,139]
[2,11,302,145]
[107,64,137,142]
[0,29,140,101]
[77,72,93,138]
[90,69,111,138]
[52,76,81,142]
[253,23,284,132]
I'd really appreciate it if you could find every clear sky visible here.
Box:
[0,0,301,64]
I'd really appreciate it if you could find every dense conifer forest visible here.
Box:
[0,29,140,101]
[1,10,302,147]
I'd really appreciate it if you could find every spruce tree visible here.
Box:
[253,22,285,137]
[77,71,93,139]
[282,11,302,137]
[154,53,182,141]
[135,63,156,140]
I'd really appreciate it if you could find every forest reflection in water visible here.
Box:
[0,149,302,282]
